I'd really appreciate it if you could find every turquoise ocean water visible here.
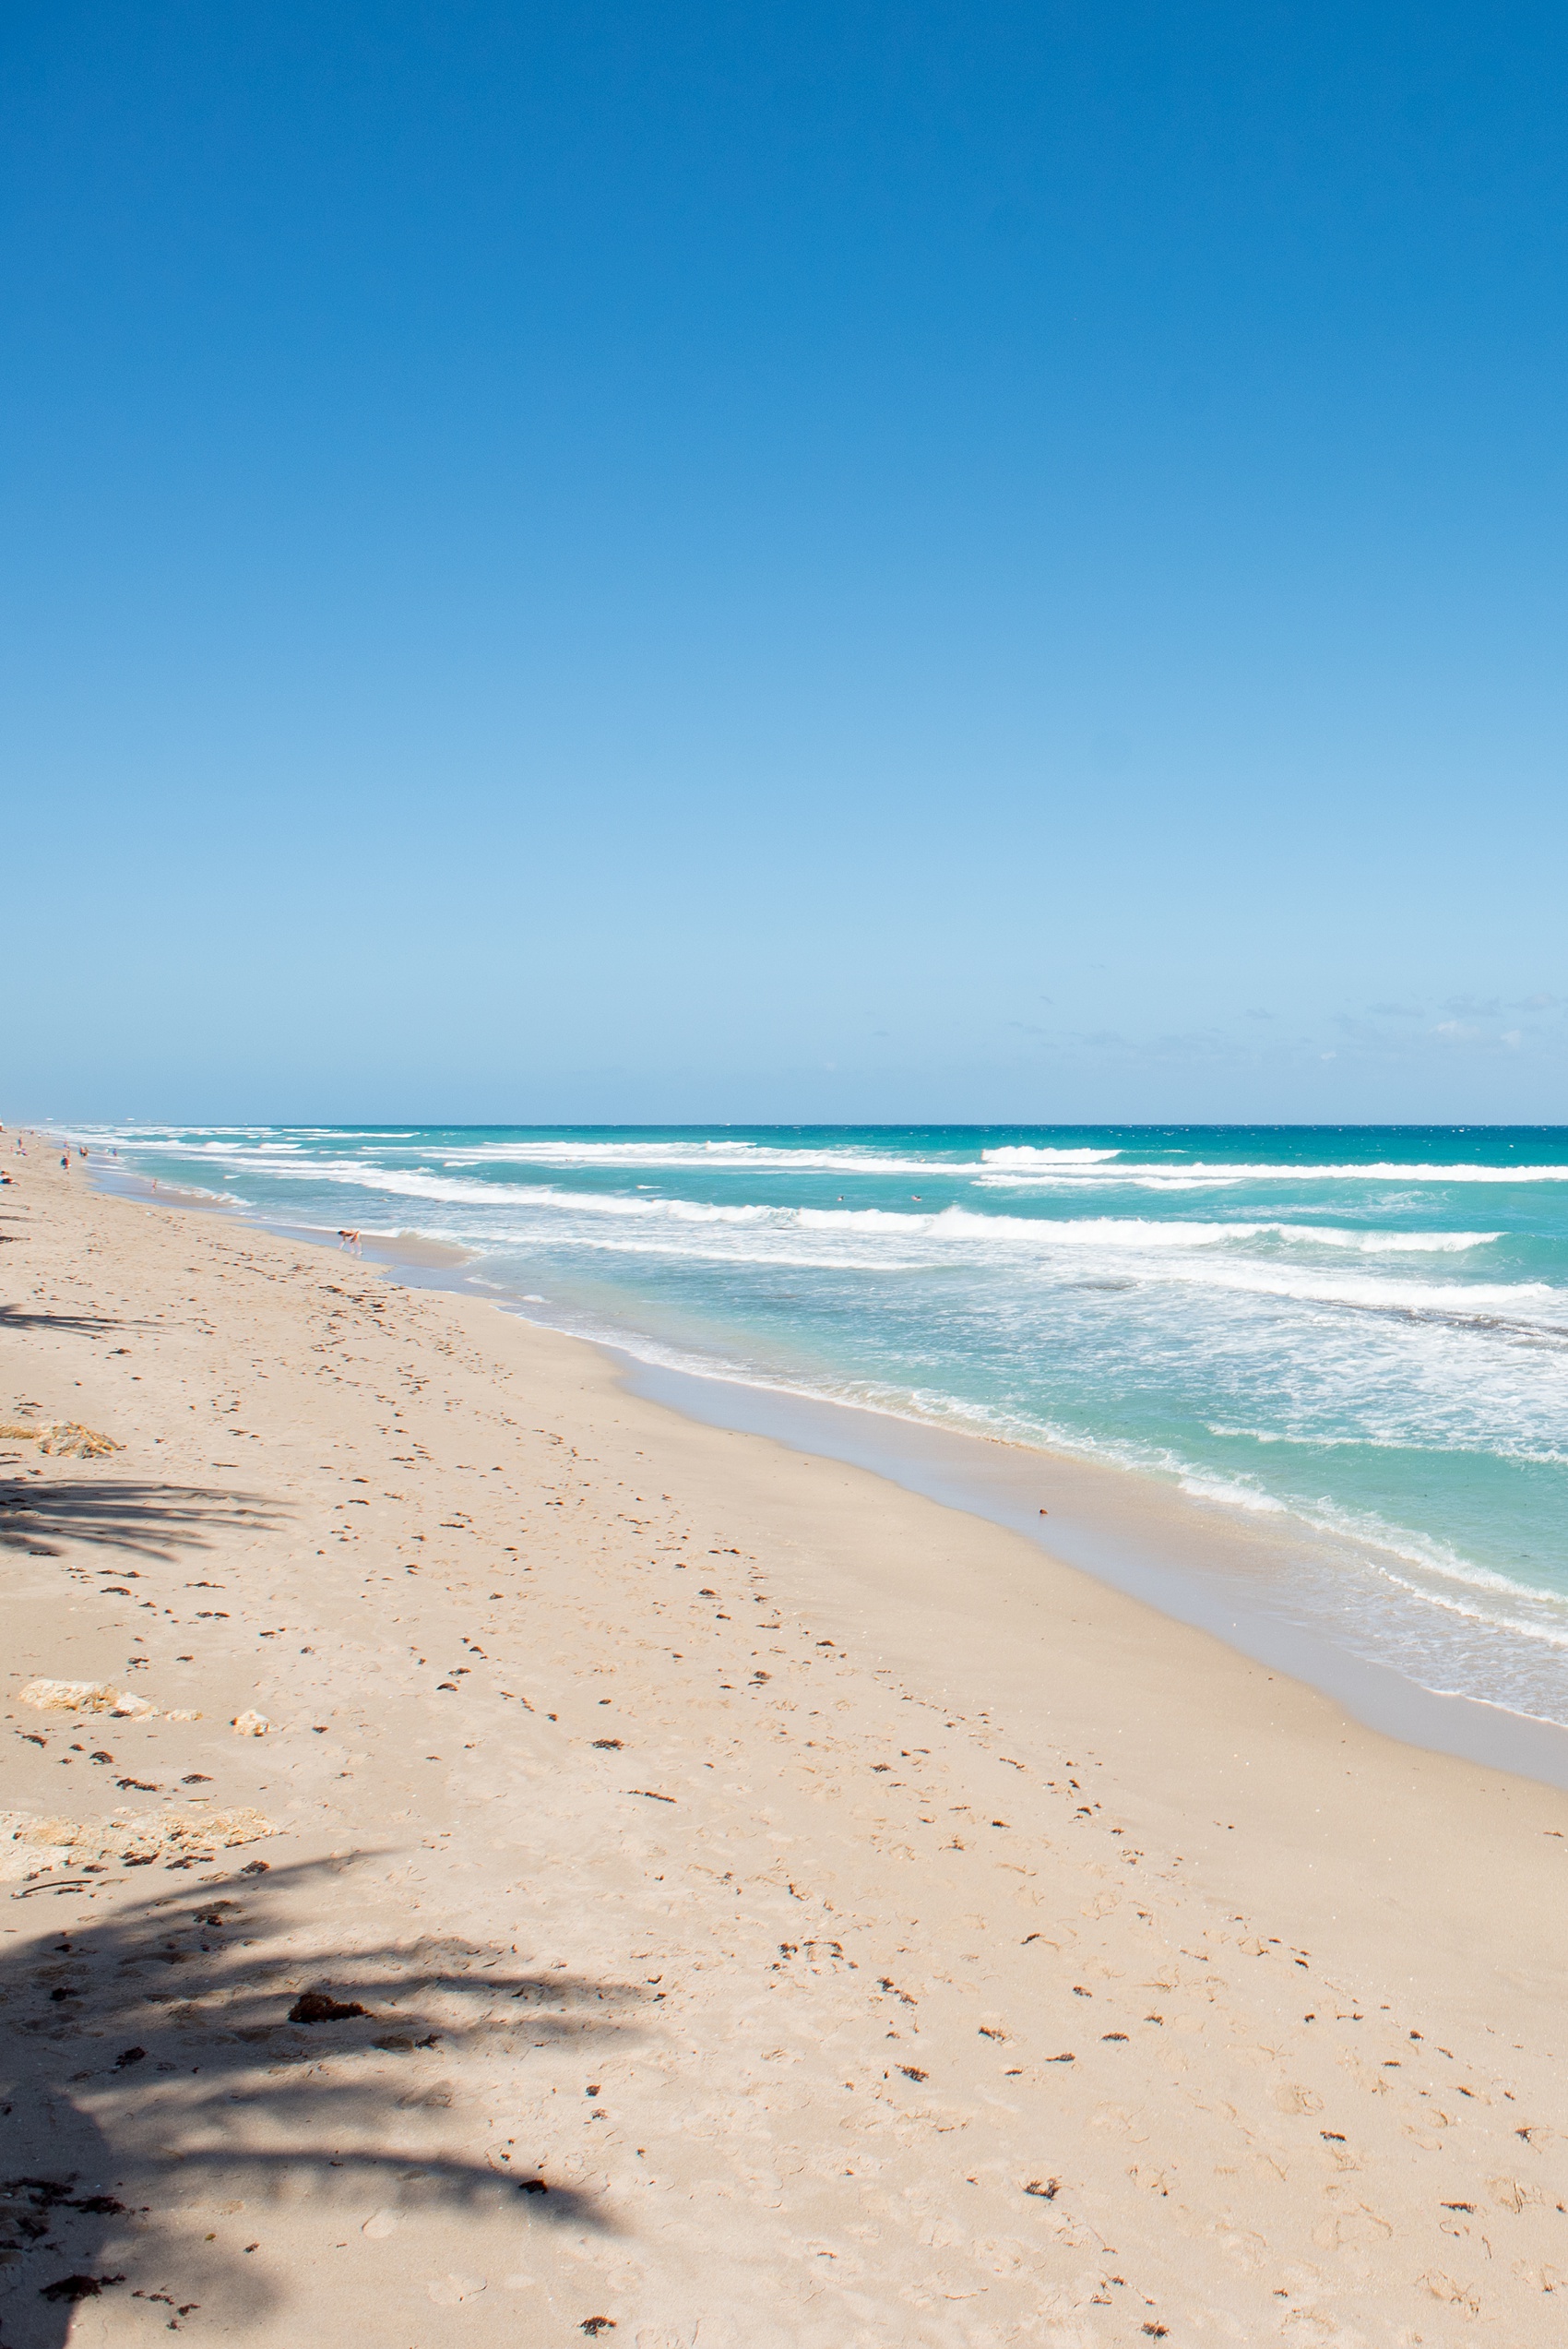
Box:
[91,1124,1568,1724]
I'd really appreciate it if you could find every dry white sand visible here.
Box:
[2,1144,1566,2346]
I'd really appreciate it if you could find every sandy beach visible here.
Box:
[3,1144,1566,2348]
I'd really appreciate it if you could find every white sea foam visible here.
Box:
[482,1197,1554,1311]
[1178,1473,1289,1513]
[1204,1422,1568,1464]
[1290,1499,1568,1647]
[92,1142,1568,1341]
[177,1171,1555,1326]
[304,1183,1499,1259]
[979,1146,1124,1166]
[92,1124,1568,1197]
[434,1139,977,1176]
[978,1158,1568,1188]
[1269,1225,1500,1252]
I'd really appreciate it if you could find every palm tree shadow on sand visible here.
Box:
[0,1855,643,2344]
[0,1304,129,1337]
[0,1477,283,1563]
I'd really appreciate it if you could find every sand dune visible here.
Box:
[2,1149,1565,2344]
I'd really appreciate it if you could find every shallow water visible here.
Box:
[89,1122,1568,1725]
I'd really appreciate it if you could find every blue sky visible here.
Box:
[5,3,1565,1123]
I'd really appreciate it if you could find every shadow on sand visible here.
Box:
[0,1856,645,2343]
[0,1303,130,1337]
[0,1480,283,1561]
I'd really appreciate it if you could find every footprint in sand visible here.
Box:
[427,2272,487,2305]
[362,2209,399,2240]
[1312,2199,1393,2249]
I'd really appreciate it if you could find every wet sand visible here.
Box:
[2,1144,1566,2345]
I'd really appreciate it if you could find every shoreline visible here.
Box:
[4,1141,1567,2340]
[620,1353,1568,1795]
[91,1151,1568,1794]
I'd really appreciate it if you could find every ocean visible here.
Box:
[90,1123,1568,1730]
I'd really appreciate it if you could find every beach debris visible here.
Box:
[232,1710,273,1736]
[0,1804,275,1881]
[0,1422,122,1459]
[290,1989,370,2024]
[19,1680,156,1719]
[40,2274,127,2304]
[6,2181,127,2247]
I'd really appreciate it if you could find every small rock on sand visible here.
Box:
[0,1421,122,1458]
[19,1679,156,1718]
